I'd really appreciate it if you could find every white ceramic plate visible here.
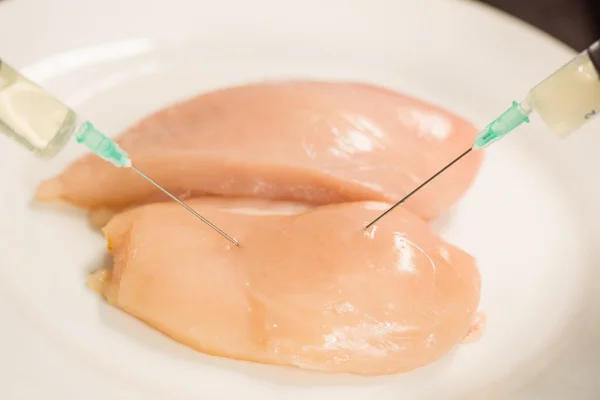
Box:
[1,0,600,398]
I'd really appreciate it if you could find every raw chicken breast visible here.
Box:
[97,198,481,375]
[36,81,483,220]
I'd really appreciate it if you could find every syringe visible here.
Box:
[0,58,239,246]
[366,38,600,228]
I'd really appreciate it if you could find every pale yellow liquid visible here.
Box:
[0,61,76,158]
[526,51,600,138]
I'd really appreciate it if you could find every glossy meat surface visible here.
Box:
[36,81,483,220]
[99,198,481,375]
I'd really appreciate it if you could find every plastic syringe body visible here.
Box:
[0,58,131,167]
[473,38,600,149]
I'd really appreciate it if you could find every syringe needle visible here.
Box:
[130,166,240,247]
[364,148,472,230]
[74,122,240,247]
[365,99,533,229]
[364,101,532,229]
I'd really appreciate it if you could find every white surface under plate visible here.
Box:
[1,0,600,399]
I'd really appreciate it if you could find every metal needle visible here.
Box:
[131,166,240,246]
[364,148,473,229]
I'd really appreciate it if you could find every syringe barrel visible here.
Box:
[0,59,77,158]
[525,39,600,138]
